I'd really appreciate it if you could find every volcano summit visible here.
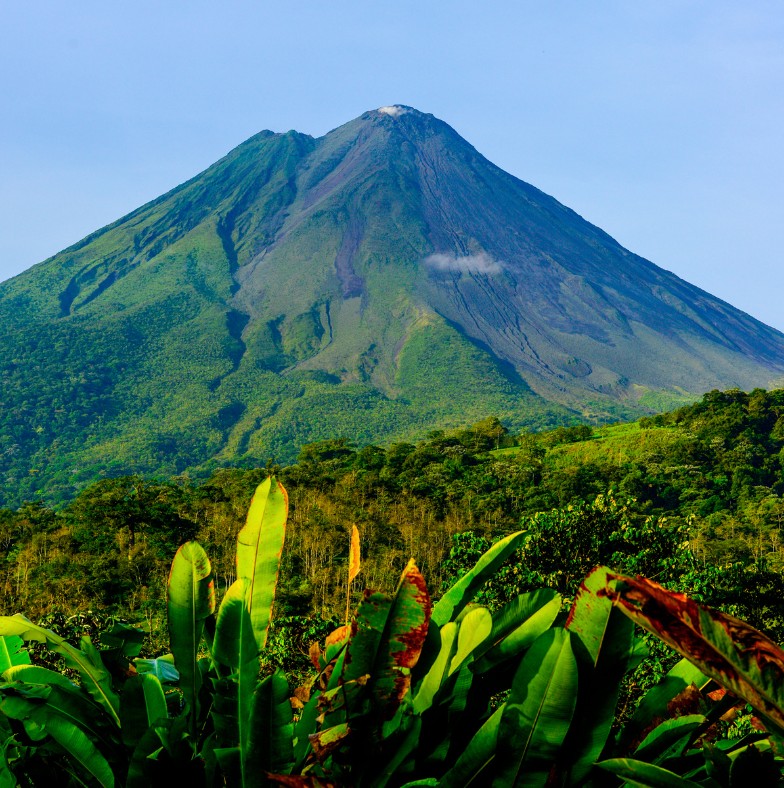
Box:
[2,106,783,503]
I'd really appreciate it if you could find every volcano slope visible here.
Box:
[2,105,783,504]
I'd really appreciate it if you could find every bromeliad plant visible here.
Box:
[1,475,784,786]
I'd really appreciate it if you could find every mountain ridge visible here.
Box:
[1,105,783,505]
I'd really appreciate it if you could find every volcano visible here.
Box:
[2,105,783,503]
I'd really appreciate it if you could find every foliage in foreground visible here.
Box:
[0,478,784,785]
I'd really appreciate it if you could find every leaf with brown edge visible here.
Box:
[601,572,784,733]
[370,559,432,721]
[325,625,350,649]
[308,722,350,761]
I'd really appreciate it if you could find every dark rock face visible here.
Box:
[1,105,783,503]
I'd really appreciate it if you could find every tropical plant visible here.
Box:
[2,476,784,786]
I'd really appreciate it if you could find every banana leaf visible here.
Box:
[432,531,526,627]
[45,714,116,788]
[373,715,422,788]
[413,621,458,713]
[439,704,503,787]
[492,628,578,787]
[472,590,561,673]
[342,590,392,687]
[210,578,258,783]
[0,615,120,727]
[634,715,707,764]
[0,680,111,749]
[559,566,636,784]
[121,674,168,748]
[167,540,215,730]
[448,607,492,676]
[236,476,288,652]
[370,559,432,723]
[308,722,350,762]
[0,689,115,786]
[134,654,180,683]
[246,668,294,779]
[126,716,203,788]
[3,664,78,691]
[619,658,709,750]
[293,690,321,770]
[0,636,29,673]
[598,757,702,787]
[602,572,784,733]
[0,738,15,788]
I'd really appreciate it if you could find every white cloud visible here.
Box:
[378,105,409,117]
[424,251,504,275]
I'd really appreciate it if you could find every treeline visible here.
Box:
[3,392,784,645]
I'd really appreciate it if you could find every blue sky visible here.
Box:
[2,1,782,328]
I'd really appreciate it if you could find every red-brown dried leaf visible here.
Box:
[309,641,321,669]
[601,572,784,730]
[372,559,432,719]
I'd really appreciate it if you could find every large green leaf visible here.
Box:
[0,736,15,788]
[473,590,561,673]
[633,715,707,764]
[432,531,526,627]
[448,607,492,676]
[0,615,120,727]
[413,621,458,714]
[0,636,29,673]
[167,540,215,730]
[492,628,578,787]
[293,691,321,770]
[45,714,116,787]
[3,664,79,692]
[342,590,393,687]
[597,757,702,787]
[0,679,110,748]
[246,668,294,778]
[440,704,503,787]
[602,572,784,733]
[134,654,180,683]
[121,674,168,748]
[212,579,258,671]
[126,716,202,788]
[210,578,258,784]
[559,566,636,784]
[0,688,115,786]
[236,476,288,652]
[373,715,422,788]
